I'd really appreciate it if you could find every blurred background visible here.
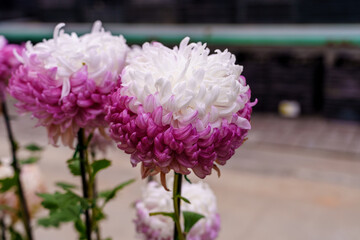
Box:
[1,0,360,239]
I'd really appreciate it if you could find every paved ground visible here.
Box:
[1,98,360,240]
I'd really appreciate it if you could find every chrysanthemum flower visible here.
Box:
[0,36,23,95]
[8,21,129,147]
[0,157,46,221]
[134,180,220,240]
[106,37,256,178]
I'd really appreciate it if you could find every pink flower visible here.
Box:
[134,180,220,240]
[106,37,256,178]
[8,22,129,147]
[0,36,23,96]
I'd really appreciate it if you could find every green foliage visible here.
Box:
[67,158,81,176]
[184,175,192,184]
[183,211,205,233]
[91,159,111,177]
[98,179,135,206]
[9,226,24,240]
[0,176,16,192]
[149,211,175,221]
[24,143,43,152]
[174,194,191,204]
[74,218,86,239]
[56,182,77,190]
[37,191,84,227]
[20,156,39,165]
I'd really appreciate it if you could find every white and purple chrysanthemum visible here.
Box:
[134,180,220,240]
[0,36,23,95]
[8,21,129,147]
[0,157,46,221]
[106,37,256,178]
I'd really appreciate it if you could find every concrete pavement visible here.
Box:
[1,99,360,240]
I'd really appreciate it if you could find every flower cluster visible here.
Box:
[134,180,220,240]
[106,37,256,178]
[0,158,46,221]
[8,21,129,146]
[0,36,23,96]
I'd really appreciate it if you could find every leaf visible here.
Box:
[24,143,43,152]
[174,194,191,204]
[37,205,80,227]
[91,159,111,177]
[74,218,86,238]
[20,156,39,165]
[149,211,175,221]
[93,206,106,222]
[0,177,16,192]
[98,179,135,205]
[37,191,79,210]
[65,189,90,210]
[9,226,24,240]
[85,133,94,147]
[184,175,192,184]
[67,158,81,176]
[183,211,205,233]
[56,182,77,190]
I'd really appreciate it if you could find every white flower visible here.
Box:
[123,37,250,129]
[0,157,46,220]
[19,21,129,99]
[134,179,220,240]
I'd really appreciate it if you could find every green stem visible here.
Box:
[77,129,92,240]
[90,151,101,240]
[173,172,184,240]
[0,216,6,240]
[1,96,33,240]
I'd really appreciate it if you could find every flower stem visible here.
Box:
[77,128,92,240]
[90,151,101,240]
[173,172,184,240]
[1,97,33,240]
[0,216,6,240]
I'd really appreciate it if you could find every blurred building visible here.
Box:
[1,0,360,121]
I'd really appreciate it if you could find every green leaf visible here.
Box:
[56,182,77,190]
[38,205,80,227]
[85,133,94,147]
[0,177,16,192]
[98,179,135,205]
[37,192,62,210]
[183,211,205,233]
[174,194,191,204]
[93,206,106,222]
[184,175,192,184]
[37,190,88,229]
[91,159,111,177]
[65,189,90,210]
[24,143,43,152]
[20,156,39,165]
[74,218,86,238]
[67,158,81,176]
[149,211,175,221]
[9,226,24,240]
[37,191,80,210]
